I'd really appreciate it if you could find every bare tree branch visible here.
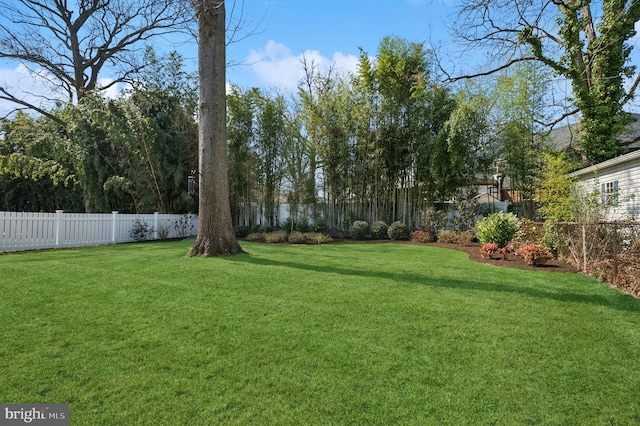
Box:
[0,0,196,119]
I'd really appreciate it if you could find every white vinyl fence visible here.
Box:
[0,211,198,251]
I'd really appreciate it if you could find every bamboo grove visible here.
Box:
[0,37,548,233]
[227,36,547,234]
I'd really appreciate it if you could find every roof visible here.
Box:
[546,112,640,152]
[570,148,640,178]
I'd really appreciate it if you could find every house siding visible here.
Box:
[570,150,640,220]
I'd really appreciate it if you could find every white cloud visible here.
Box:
[245,40,360,92]
[0,63,63,117]
[0,64,129,118]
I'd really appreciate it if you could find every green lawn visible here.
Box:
[1,241,639,425]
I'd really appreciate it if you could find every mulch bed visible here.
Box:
[425,242,580,273]
[333,239,579,273]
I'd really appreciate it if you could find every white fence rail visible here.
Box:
[0,211,198,251]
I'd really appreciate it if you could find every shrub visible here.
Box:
[173,214,194,238]
[437,229,474,245]
[388,221,407,240]
[288,231,306,244]
[515,243,551,266]
[352,220,370,240]
[371,221,389,239]
[130,218,152,241]
[245,232,265,242]
[233,225,250,238]
[312,218,327,234]
[475,212,520,247]
[541,222,563,258]
[480,243,500,258]
[264,230,288,243]
[410,229,435,243]
[295,217,312,233]
[157,222,171,240]
[304,232,333,244]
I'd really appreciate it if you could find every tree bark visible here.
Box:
[189,0,244,256]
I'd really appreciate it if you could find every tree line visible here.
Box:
[0,48,199,214]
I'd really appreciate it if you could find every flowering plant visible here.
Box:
[515,243,551,266]
[480,243,500,258]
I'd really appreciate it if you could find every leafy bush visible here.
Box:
[312,218,327,234]
[515,243,551,266]
[475,212,519,248]
[480,242,513,259]
[264,230,288,243]
[173,214,194,238]
[371,221,389,239]
[352,220,369,240]
[541,222,563,258]
[288,231,306,244]
[233,225,250,238]
[295,217,312,233]
[157,222,171,240]
[410,229,435,243]
[437,229,474,245]
[388,221,407,240]
[480,242,500,258]
[130,218,152,241]
[304,232,333,244]
[245,232,265,242]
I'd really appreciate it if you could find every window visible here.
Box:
[601,180,619,206]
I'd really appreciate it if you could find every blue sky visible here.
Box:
[1,0,456,116]
[148,0,456,93]
[3,0,640,118]
[222,0,453,91]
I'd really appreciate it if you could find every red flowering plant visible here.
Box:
[480,242,500,259]
[515,243,551,266]
[480,242,514,259]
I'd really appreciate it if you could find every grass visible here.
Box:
[1,241,640,425]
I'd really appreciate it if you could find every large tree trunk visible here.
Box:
[189,0,244,257]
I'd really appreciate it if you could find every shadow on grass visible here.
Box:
[223,253,640,312]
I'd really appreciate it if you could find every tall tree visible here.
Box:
[189,0,243,256]
[0,0,194,122]
[448,0,640,164]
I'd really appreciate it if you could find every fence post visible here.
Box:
[613,221,619,278]
[55,210,64,247]
[111,211,118,243]
[582,224,587,273]
[154,212,159,240]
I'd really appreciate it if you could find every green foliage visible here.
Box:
[371,221,389,239]
[129,218,152,241]
[233,225,250,238]
[388,221,408,240]
[352,220,370,240]
[475,212,520,247]
[536,152,580,222]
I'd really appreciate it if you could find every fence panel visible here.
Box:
[0,211,198,251]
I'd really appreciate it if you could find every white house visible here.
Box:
[570,149,640,221]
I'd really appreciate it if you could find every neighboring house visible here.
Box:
[570,149,640,221]
[547,113,640,154]
[472,175,513,212]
